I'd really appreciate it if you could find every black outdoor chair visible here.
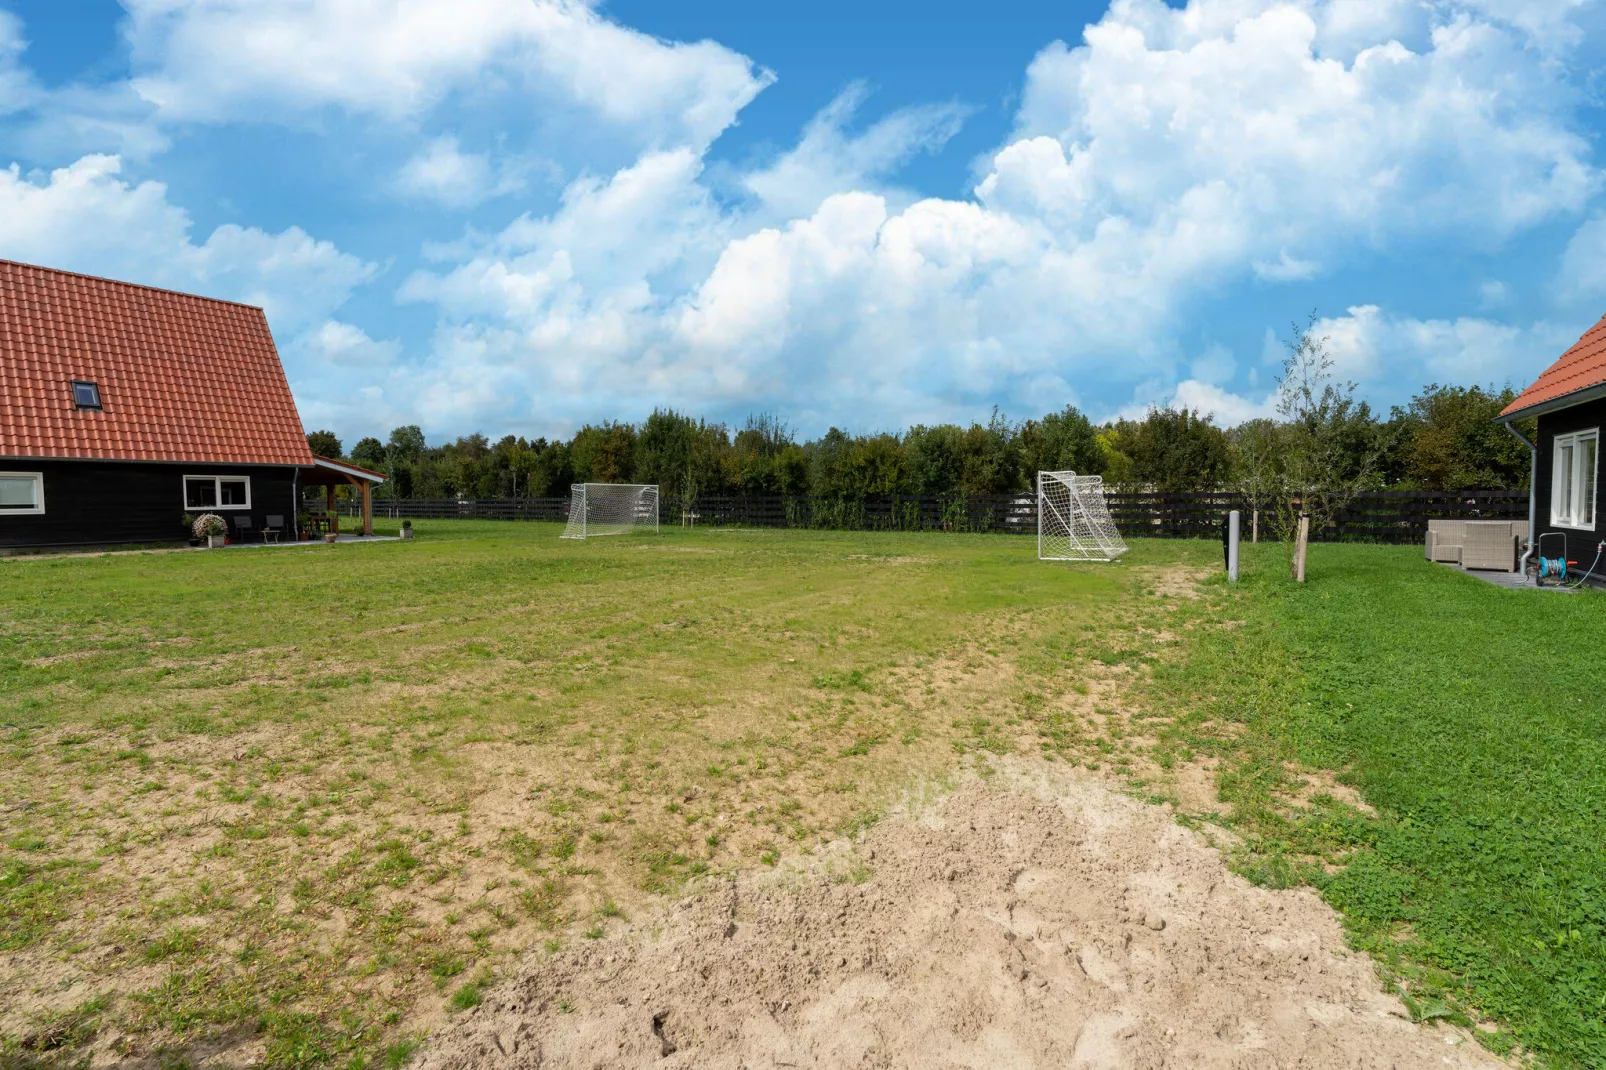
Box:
[232,515,254,542]
[263,515,285,543]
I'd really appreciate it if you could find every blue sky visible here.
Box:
[2,0,1605,444]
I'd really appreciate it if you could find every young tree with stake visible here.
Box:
[1273,313,1378,580]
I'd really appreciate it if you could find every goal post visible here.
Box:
[1038,471,1128,562]
[560,484,660,539]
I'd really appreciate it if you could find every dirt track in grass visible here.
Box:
[421,762,1505,1070]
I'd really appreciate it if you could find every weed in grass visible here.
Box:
[11,991,113,1056]
[141,926,206,963]
[7,832,50,852]
[501,831,544,870]
[448,970,491,1012]
[520,879,567,929]
[428,953,466,988]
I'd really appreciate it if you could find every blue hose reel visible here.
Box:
[1534,532,1568,585]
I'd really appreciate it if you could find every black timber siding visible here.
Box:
[1534,397,1606,583]
[0,460,299,549]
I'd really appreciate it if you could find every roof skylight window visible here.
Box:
[70,380,102,410]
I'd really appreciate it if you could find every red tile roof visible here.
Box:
[1501,312,1606,418]
[0,259,315,466]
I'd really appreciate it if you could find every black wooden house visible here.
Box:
[0,259,378,550]
[1500,314,1605,584]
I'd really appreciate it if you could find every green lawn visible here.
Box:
[0,522,1210,1067]
[1162,543,1606,1068]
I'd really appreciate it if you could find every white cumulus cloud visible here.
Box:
[304,320,403,366]
[0,11,39,116]
[0,153,375,338]
[394,137,526,209]
[27,0,1592,438]
[742,84,970,221]
[1315,305,1568,388]
[122,0,772,151]
[362,0,1602,435]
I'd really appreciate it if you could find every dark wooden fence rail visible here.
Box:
[337,489,1527,544]
[356,497,571,522]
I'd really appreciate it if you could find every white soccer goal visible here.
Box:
[560,483,660,539]
[1038,471,1128,562]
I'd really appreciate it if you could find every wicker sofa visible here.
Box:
[1425,520,1466,565]
[1427,519,1525,572]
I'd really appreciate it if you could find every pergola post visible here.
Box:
[304,458,385,539]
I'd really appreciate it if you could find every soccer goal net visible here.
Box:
[560,483,660,539]
[1038,471,1128,562]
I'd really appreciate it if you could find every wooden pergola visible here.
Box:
[301,456,387,536]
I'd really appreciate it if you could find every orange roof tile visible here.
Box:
[0,259,315,466]
[1501,312,1606,418]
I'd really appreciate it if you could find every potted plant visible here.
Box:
[400,519,414,539]
[192,513,227,548]
[182,513,200,547]
[296,512,312,540]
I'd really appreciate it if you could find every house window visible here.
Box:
[0,472,44,515]
[184,475,251,511]
[70,380,102,409]
[1552,428,1598,529]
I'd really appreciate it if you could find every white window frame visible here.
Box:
[183,474,252,511]
[0,471,45,515]
[1551,428,1598,530]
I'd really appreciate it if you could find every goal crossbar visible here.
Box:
[560,483,660,539]
[1038,471,1128,562]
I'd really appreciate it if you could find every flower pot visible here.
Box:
[207,535,225,549]
[400,528,414,539]
[324,533,338,544]
[299,532,309,541]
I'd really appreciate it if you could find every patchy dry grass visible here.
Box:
[0,521,1216,1067]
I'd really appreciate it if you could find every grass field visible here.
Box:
[1155,544,1606,1069]
[3,523,1602,1069]
[0,523,1213,1068]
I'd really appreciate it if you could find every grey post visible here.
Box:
[1227,509,1241,583]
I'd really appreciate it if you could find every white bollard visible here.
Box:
[1227,510,1241,583]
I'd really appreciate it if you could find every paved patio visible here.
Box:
[224,534,401,547]
[1441,562,1577,592]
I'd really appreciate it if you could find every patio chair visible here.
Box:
[1462,521,1520,572]
[1425,520,1466,565]
[263,515,285,543]
[232,514,253,542]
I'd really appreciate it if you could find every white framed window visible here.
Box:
[0,471,44,515]
[1551,428,1598,530]
[183,474,252,511]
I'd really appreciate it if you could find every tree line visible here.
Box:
[306,381,1530,503]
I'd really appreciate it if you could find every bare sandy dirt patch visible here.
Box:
[420,763,1504,1070]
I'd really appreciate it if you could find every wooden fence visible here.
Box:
[361,497,570,522]
[341,489,1527,544]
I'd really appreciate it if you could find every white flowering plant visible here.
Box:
[193,513,227,539]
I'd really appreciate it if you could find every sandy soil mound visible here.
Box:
[421,767,1503,1069]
